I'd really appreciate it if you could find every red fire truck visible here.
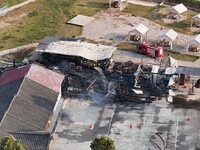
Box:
[136,42,164,58]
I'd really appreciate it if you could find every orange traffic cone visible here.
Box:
[187,117,190,121]
[90,124,93,130]
[129,123,133,129]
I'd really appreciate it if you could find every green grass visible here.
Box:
[164,50,199,62]
[0,0,108,50]
[117,42,199,62]
[124,4,154,17]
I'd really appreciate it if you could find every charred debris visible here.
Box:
[38,53,171,104]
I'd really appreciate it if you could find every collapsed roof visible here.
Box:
[37,41,117,61]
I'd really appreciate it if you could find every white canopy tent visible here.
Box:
[169,3,188,20]
[158,29,179,50]
[187,34,200,52]
[170,3,187,15]
[109,0,128,11]
[128,24,149,42]
[191,14,200,27]
[167,56,178,67]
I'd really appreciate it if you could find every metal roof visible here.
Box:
[0,78,58,133]
[129,23,149,35]
[37,41,116,61]
[27,64,64,93]
[0,65,30,85]
[170,3,188,15]
[11,132,50,150]
[159,29,178,41]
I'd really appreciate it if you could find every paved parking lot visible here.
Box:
[51,97,200,150]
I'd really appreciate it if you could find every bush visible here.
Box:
[90,135,115,150]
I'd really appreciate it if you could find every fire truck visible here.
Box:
[136,42,164,58]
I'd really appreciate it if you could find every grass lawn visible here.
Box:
[0,0,108,50]
[117,42,199,62]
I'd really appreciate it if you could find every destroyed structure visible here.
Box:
[33,36,189,104]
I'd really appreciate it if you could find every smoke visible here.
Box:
[94,67,108,91]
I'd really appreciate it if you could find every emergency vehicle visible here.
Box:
[136,42,164,58]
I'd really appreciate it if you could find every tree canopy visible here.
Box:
[90,135,115,150]
[0,136,24,150]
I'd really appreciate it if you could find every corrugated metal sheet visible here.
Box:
[0,65,30,85]
[37,41,116,61]
[11,132,50,150]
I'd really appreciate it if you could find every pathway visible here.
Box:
[0,0,35,16]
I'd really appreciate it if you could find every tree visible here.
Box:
[0,136,24,150]
[90,135,115,150]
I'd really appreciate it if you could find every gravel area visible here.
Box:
[81,11,200,56]
[113,49,200,68]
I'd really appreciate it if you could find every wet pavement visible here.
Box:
[51,97,200,150]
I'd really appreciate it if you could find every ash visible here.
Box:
[38,53,171,104]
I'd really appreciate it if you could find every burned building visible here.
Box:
[34,36,175,104]
[36,36,116,70]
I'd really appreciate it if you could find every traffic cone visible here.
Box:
[90,124,93,130]
[129,123,133,129]
[187,117,190,121]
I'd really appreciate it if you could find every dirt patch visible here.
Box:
[0,47,35,62]
[173,94,200,109]
[0,1,37,33]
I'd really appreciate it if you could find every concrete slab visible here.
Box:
[67,15,95,27]
[50,96,200,150]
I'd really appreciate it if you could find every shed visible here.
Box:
[158,29,178,50]
[109,0,128,11]
[169,3,187,20]
[191,14,200,27]
[187,34,200,52]
[128,24,149,42]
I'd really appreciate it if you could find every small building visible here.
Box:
[157,29,179,50]
[191,14,200,28]
[169,3,188,20]
[128,24,149,43]
[109,0,128,11]
[187,34,200,52]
